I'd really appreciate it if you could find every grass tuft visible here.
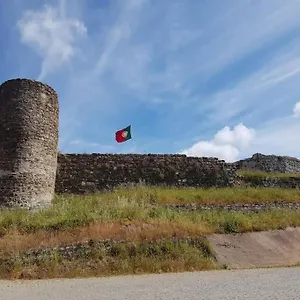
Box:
[0,239,218,279]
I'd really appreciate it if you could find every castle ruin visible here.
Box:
[0,78,59,210]
[1,78,299,210]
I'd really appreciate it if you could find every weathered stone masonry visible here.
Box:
[55,154,237,194]
[235,153,300,174]
[0,79,59,209]
[55,152,300,194]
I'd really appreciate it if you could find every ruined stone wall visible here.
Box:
[240,175,300,189]
[55,154,237,194]
[0,79,59,210]
[235,153,300,174]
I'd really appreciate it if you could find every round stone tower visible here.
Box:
[0,78,59,210]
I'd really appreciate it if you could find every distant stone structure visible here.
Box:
[235,153,300,174]
[55,154,237,194]
[0,78,59,210]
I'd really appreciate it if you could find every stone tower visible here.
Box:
[0,78,59,210]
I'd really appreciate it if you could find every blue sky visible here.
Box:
[1,0,300,162]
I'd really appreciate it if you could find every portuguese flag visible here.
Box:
[115,125,132,143]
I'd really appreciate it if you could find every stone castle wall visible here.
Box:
[55,154,237,194]
[241,176,300,189]
[1,76,300,211]
[235,153,300,174]
[0,79,59,210]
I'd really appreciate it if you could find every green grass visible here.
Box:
[97,185,300,204]
[1,187,300,235]
[2,186,300,280]
[238,170,300,179]
[0,238,218,279]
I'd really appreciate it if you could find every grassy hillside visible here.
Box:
[1,186,300,279]
[1,186,300,245]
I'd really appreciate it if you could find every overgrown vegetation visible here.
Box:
[1,186,300,279]
[0,187,300,247]
[127,186,300,204]
[2,207,300,253]
[0,238,218,279]
[238,170,300,179]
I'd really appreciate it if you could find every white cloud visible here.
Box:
[245,116,300,159]
[181,123,255,162]
[293,102,300,117]
[214,123,255,150]
[17,2,87,80]
[182,142,240,162]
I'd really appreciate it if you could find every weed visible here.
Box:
[0,239,219,279]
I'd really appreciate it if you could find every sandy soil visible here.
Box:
[207,227,300,269]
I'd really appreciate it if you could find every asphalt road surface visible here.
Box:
[1,267,300,300]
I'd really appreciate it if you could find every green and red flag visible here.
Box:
[115,125,132,143]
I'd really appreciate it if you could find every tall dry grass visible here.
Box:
[0,195,300,254]
[0,239,218,280]
[0,186,300,253]
[0,186,300,235]
[1,186,300,279]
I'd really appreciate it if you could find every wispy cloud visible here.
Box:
[1,0,300,158]
[94,0,147,75]
[63,139,116,153]
[17,1,87,80]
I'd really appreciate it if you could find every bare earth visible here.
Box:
[207,227,300,269]
[1,268,300,300]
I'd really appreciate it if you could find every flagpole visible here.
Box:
[131,125,136,154]
[132,138,137,154]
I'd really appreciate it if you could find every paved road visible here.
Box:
[1,267,300,300]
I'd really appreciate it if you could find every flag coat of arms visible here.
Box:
[115,125,132,143]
